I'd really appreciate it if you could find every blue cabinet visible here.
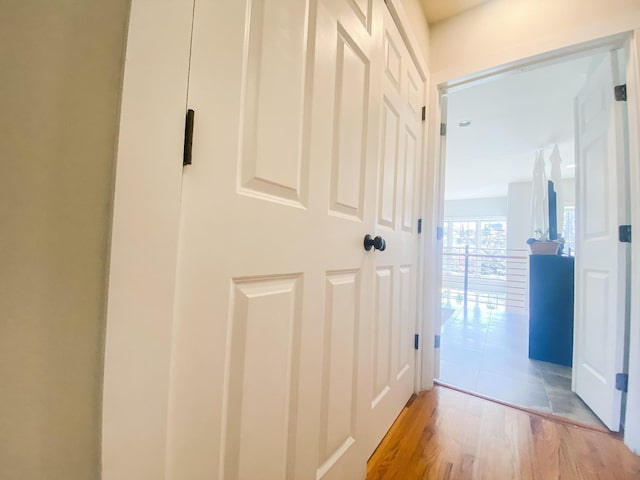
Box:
[528,255,575,366]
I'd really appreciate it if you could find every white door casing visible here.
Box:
[574,51,630,432]
[165,0,406,479]
[101,1,195,478]
[366,5,425,454]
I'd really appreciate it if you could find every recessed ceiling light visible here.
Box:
[458,120,472,127]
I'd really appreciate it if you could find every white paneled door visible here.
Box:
[165,1,423,479]
[574,51,630,432]
[366,6,424,454]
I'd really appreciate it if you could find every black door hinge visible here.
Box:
[414,334,419,350]
[616,373,628,392]
[417,218,422,234]
[440,123,447,136]
[619,225,631,243]
[615,84,627,101]
[421,106,426,122]
[183,109,195,166]
[434,334,440,348]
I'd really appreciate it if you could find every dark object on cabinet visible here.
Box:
[548,181,558,240]
[529,255,575,366]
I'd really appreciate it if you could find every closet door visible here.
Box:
[367,4,425,455]
[310,1,383,478]
[165,1,383,478]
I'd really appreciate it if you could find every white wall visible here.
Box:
[0,1,130,479]
[430,0,640,79]
[506,181,533,311]
[444,196,507,218]
[506,182,532,250]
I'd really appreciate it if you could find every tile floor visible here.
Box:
[437,304,606,429]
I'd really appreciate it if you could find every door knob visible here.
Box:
[364,234,386,251]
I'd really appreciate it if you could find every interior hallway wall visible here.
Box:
[0,1,130,478]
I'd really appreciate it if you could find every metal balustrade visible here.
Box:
[441,246,529,313]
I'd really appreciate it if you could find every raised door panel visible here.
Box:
[580,271,609,380]
[378,100,399,228]
[401,126,417,232]
[317,271,360,479]
[395,265,412,380]
[329,29,370,220]
[577,269,612,421]
[384,32,401,93]
[583,136,608,237]
[347,0,372,31]
[225,276,303,480]
[406,71,421,117]
[240,0,311,206]
[372,266,393,407]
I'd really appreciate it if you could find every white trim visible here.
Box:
[101,1,194,478]
[419,86,445,389]
[437,33,629,94]
[425,31,640,450]
[622,28,640,455]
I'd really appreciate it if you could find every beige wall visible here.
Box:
[430,0,640,78]
[0,1,130,478]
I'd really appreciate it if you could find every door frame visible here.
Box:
[101,0,430,478]
[423,30,640,454]
[101,1,194,478]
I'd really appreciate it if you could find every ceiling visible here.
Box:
[421,0,491,24]
[444,53,606,200]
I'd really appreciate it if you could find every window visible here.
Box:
[441,217,522,310]
[442,221,449,249]
[562,206,575,255]
[451,221,477,252]
[442,218,508,279]
[442,218,507,253]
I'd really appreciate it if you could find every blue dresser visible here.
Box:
[528,254,575,366]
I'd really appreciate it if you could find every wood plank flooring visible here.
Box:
[367,386,640,479]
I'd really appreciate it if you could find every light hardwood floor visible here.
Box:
[367,386,640,479]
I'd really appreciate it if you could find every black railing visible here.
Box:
[442,246,528,314]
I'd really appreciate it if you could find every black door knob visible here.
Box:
[364,234,386,251]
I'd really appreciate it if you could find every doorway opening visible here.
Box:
[433,44,631,432]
